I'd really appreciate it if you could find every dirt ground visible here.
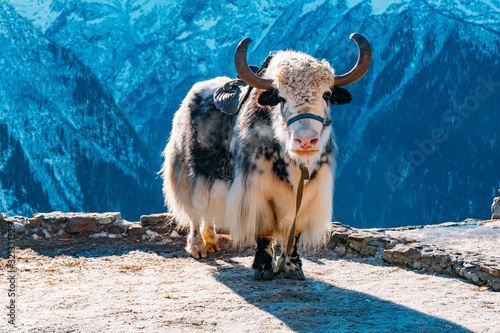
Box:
[1,237,500,332]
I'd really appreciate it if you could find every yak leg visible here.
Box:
[186,218,207,259]
[282,233,305,280]
[202,221,219,253]
[252,234,274,280]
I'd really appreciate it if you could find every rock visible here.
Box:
[463,270,480,284]
[329,232,348,245]
[98,217,113,225]
[40,219,58,229]
[333,245,346,256]
[368,240,385,248]
[34,212,70,223]
[382,244,423,266]
[41,222,52,232]
[488,279,500,291]
[34,212,121,223]
[360,245,378,256]
[106,225,125,234]
[113,219,137,231]
[35,229,46,238]
[14,222,25,234]
[463,262,476,269]
[65,217,100,233]
[151,224,174,234]
[411,261,424,270]
[41,228,51,238]
[128,226,146,238]
[169,230,182,238]
[56,229,71,239]
[347,239,364,252]
[140,213,174,227]
[492,190,500,219]
[26,217,41,228]
[480,264,500,277]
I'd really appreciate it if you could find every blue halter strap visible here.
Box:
[286,113,332,127]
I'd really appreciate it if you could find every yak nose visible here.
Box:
[294,136,319,149]
[293,128,320,149]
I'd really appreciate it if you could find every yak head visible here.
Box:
[235,34,371,166]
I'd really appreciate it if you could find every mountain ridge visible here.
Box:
[3,0,500,226]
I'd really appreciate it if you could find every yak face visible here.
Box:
[258,51,351,166]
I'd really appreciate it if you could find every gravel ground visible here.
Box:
[1,237,500,332]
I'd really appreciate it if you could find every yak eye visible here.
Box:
[323,91,332,101]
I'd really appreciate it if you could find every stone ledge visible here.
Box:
[1,212,499,291]
[382,243,500,291]
[327,222,500,291]
[1,212,181,241]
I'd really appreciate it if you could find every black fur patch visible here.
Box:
[252,237,273,270]
[234,103,290,185]
[288,234,302,265]
[258,89,281,106]
[330,87,352,105]
[184,92,236,182]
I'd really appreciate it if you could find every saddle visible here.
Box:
[213,65,260,115]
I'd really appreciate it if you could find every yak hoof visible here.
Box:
[254,268,274,280]
[205,240,220,253]
[283,263,305,280]
[202,229,220,253]
[186,239,208,259]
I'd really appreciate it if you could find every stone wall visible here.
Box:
[1,212,179,241]
[327,222,500,291]
[492,189,500,220]
[1,212,499,291]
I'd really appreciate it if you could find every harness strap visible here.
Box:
[277,164,309,273]
[287,113,331,127]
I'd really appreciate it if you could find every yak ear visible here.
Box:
[330,87,352,105]
[258,89,281,106]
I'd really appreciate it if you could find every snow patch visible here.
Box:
[87,17,106,25]
[68,12,83,22]
[8,0,62,33]
[301,0,326,16]
[194,16,221,31]
[346,0,364,9]
[176,31,192,40]
[371,0,401,15]
[205,38,216,50]
[483,0,500,12]
[453,0,479,16]
[198,63,207,74]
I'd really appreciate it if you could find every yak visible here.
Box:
[161,34,371,280]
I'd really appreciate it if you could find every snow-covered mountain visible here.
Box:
[3,0,500,226]
[0,0,162,219]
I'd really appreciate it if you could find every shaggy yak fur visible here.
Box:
[161,49,354,280]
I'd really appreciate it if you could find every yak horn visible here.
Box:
[334,33,372,86]
[234,38,274,90]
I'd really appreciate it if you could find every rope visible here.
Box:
[277,164,309,273]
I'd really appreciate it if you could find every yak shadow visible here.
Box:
[201,253,472,333]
